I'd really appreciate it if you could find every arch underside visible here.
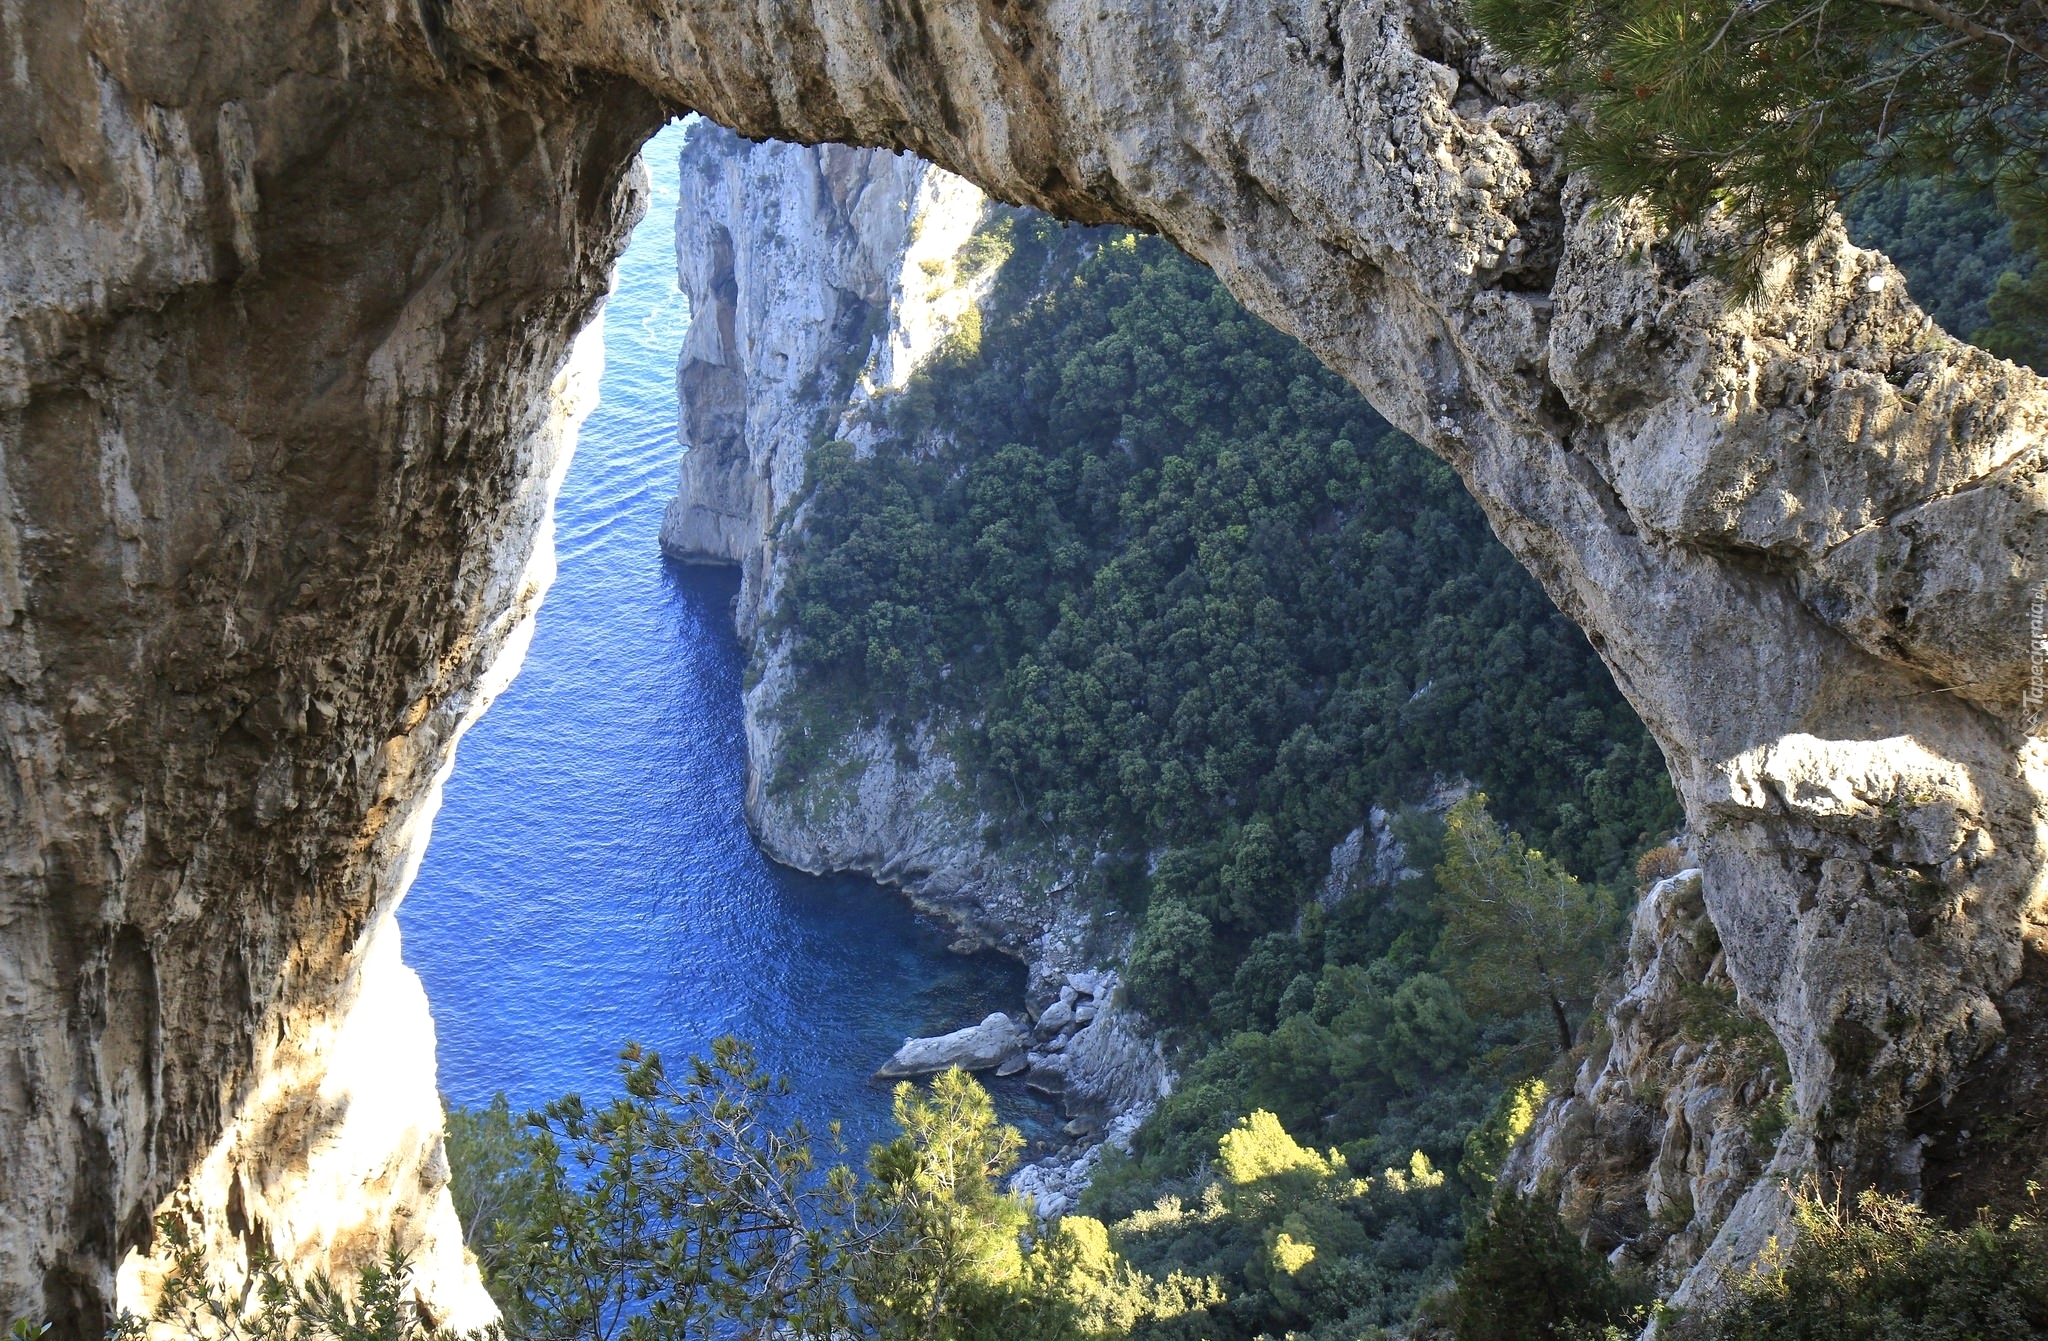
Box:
[1,1,2043,1330]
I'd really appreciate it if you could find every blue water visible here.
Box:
[400,121,1045,1155]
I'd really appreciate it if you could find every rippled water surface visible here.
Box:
[400,121,1040,1153]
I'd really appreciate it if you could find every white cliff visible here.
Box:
[661,124,1169,1192]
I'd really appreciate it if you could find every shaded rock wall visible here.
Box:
[1,5,660,1330]
[4,0,2045,1331]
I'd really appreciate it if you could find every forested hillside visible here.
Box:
[780,216,1678,890]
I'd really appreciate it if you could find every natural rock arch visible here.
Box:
[3,1,2043,1332]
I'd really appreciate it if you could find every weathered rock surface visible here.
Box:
[1,9,657,1330]
[658,125,987,620]
[1506,870,1789,1296]
[6,0,2046,1332]
[875,1012,1029,1080]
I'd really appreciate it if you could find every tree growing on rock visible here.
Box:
[1472,0,2048,287]
[1433,795,1617,1052]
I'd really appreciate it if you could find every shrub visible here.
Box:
[1634,844,1686,889]
[1447,1189,1647,1341]
[1687,1187,2048,1340]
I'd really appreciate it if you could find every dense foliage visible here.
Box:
[781,218,1677,907]
[1684,1188,2048,1340]
[1072,801,1648,1338]
[100,1071,2048,1341]
[122,1054,1206,1341]
[1445,1189,1648,1341]
[1469,0,2048,286]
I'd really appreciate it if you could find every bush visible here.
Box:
[1687,1188,2048,1340]
[1447,1189,1647,1341]
[1634,844,1686,889]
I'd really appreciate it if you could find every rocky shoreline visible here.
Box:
[872,970,1167,1216]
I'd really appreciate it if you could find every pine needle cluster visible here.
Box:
[1471,0,2048,285]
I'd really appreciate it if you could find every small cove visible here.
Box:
[399,121,1054,1156]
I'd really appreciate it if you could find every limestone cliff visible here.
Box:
[658,127,985,619]
[1505,866,1794,1304]
[0,7,661,1329]
[659,125,1169,1186]
[4,1,2046,1333]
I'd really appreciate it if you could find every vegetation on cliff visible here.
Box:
[1680,1187,2048,1340]
[102,1124,2048,1340]
[1468,0,2048,296]
[1469,0,2046,370]
[766,212,1682,1332]
[779,221,1679,895]
[729,50,2048,1332]
[1072,799,1654,1336]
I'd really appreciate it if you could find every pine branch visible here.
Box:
[1857,0,2048,62]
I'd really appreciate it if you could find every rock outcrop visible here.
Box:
[5,1,2045,1333]
[658,126,988,625]
[1505,869,1792,1300]
[876,1012,1030,1080]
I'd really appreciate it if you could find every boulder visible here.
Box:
[875,1012,1028,1079]
[1025,1060,1068,1098]
[1037,998,1077,1034]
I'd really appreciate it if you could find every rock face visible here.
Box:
[658,126,988,620]
[876,1013,1030,1080]
[4,1,2045,1333]
[1505,869,1792,1300]
[1,9,659,1331]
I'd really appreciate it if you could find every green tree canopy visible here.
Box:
[1434,795,1618,1052]
[117,1051,1197,1341]
[1447,1189,1647,1341]
[856,1069,1030,1339]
